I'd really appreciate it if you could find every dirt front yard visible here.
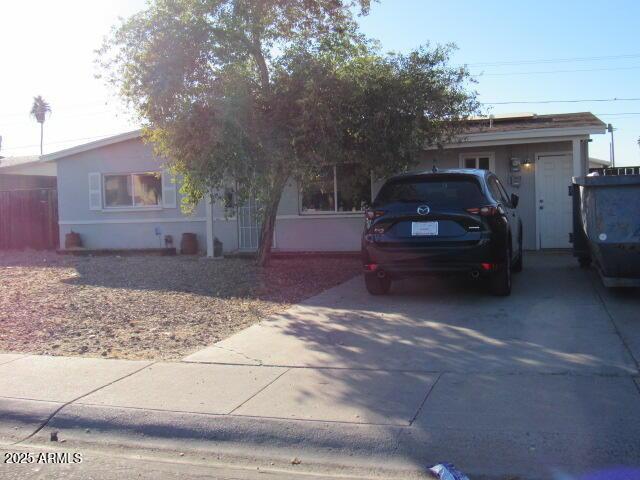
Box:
[0,251,361,360]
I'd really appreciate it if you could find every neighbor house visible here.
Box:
[588,156,610,169]
[0,155,56,191]
[0,155,58,250]
[39,112,607,254]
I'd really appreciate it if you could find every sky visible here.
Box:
[1,0,639,165]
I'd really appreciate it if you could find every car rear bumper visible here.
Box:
[362,238,504,278]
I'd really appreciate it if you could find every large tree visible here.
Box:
[98,0,478,265]
[30,95,51,155]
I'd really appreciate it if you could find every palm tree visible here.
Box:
[30,96,51,155]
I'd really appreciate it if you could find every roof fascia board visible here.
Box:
[425,125,605,150]
[41,130,142,162]
[459,125,606,142]
[428,134,590,150]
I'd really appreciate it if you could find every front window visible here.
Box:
[301,167,335,213]
[300,165,370,213]
[104,173,161,208]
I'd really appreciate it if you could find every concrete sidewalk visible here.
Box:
[1,252,639,479]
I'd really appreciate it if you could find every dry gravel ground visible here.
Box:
[0,251,361,360]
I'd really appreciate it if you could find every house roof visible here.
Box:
[462,112,606,134]
[38,112,607,161]
[0,155,41,170]
[426,111,608,150]
[41,130,142,162]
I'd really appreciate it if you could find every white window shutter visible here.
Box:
[88,172,102,210]
[161,170,177,208]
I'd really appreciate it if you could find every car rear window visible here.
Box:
[374,175,486,208]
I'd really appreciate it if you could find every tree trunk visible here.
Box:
[256,176,287,267]
[40,122,44,155]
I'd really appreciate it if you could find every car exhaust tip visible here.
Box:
[470,270,480,279]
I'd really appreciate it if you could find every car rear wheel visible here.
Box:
[490,250,512,296]
[364,273,391,295]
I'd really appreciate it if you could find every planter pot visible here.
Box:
[214,237,223,257]
[64,231,82,249]
[180,233,199,255]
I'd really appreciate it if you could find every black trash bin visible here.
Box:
[572,168,640,287]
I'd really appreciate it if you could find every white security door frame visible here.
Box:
[238,197,260,250]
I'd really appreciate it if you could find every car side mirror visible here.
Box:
[510,193,519,208]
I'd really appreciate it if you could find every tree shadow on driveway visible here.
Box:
[195,252,640,477]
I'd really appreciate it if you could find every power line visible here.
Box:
[473,65,640,77]
[482,97,640,105]
[4,96,640,124]
[467,53,640,67]
[0,100,114,119]
[0,111,123,129]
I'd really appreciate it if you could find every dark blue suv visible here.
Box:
[361,169,523,296]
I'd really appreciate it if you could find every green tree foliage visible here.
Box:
[98,0,478,265]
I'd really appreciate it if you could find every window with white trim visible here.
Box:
[300,165,371,213]
[103,172,162,208]
[460,154,493,171]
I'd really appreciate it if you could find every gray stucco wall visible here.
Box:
[274,216,363,252]
[59,222,206,251]
[211,177,364,252]
[210,140,573,253]
[56,138,206,251]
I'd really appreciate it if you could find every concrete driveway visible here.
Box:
[183,251,640,477]
[3,252,638,479]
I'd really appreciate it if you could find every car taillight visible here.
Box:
[467,206,501,216]
[365,209,386,220]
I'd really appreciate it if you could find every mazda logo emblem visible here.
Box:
[417,205,430,215]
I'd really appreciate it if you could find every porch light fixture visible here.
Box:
[522,157,532,167]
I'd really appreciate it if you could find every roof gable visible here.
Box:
[41,130,142,162]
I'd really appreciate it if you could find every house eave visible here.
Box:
[425,125,607,150]
[40,130,142,162]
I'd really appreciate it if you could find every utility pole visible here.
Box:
[607,124,615,168]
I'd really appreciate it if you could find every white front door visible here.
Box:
[536,153,573,248]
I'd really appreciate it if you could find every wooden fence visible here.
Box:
[0,189,59,250]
